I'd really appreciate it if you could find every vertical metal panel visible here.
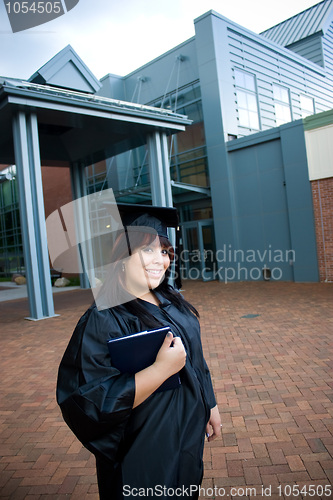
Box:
[147,131,176,268]
[148,131,173,208]
[12,111,56,320]
[148,132,165,207]
[280,124,319,282]
[160,132,173,207]
[194,12,239,273]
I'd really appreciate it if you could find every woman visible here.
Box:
[56,205,221,499]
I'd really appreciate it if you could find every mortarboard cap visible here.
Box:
[117,203,179,239]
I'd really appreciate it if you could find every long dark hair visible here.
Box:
[96,230,198,327]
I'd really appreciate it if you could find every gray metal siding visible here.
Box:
[226,27,333,137]
[323,21,333,75]
[286,33,325,67]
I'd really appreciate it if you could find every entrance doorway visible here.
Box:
[180,220,216,281]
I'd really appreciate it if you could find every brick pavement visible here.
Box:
[0,281,332,499]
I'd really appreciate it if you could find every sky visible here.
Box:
[0,0,323,81]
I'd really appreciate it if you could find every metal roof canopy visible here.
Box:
[0,80,190,165]
[0,80,190,320]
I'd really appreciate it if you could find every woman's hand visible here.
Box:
[133,333,186,408]
[154,332,186,378]
[206,405,222,442]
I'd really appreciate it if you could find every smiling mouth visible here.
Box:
[145,269,164,276]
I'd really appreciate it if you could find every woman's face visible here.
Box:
[124,237,170,297]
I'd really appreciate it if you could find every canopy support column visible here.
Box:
[148,131,173,207]
[12,112,56,320]
[70,162,91,289]
[148,131,178,285]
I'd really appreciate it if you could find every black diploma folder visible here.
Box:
[107,326,181,392]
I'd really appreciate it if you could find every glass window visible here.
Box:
[300,94,315,118]
[0,166,23,277]
[234,69,260,130]
[159,84,209,188]
[273,85,289,103]
[234,70,256,92]
[273,84,292,126]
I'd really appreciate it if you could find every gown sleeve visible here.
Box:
[56,305,136,463]
[182,303,217,410]
[165,291,217,411]
[202,358,217,409]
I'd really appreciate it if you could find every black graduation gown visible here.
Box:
[56,291,216,499]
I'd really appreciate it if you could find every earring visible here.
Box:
[122,262,125,272]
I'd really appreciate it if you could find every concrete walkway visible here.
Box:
[0,282,80,303]
[0,281,332,499]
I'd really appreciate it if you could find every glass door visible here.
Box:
[200,223,216,280]
[180,220,216,281]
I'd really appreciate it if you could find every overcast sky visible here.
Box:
[0,0,322,80]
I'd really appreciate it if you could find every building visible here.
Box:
[96,0,333,284]
[1,1,333,318]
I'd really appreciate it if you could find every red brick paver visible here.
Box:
[0,281,332,499]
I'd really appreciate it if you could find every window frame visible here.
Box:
[300,94,315,118]
[234,68,261,131]
[273,83,292,126]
